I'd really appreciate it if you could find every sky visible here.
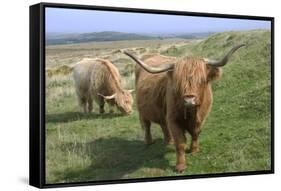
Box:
[46,7,271,34]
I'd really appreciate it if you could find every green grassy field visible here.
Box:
[45,30,271,184]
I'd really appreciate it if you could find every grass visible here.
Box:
[45,30,272,184]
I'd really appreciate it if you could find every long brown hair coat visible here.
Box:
[135,55,221,172]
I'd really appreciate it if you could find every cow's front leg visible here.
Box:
[191,136,199,153]
[190,123,202,153]
[99,100,105,114]
[109,104,115,113]
[169,121,187,172]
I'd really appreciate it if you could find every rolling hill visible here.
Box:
[46,31,155,45]
[46,31,212,45]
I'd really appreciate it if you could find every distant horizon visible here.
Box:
[46,29,270,36]
[46,8,271,34]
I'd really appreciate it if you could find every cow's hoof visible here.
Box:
[176,164,186,173]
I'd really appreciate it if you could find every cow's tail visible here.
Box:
[46,64,77,77]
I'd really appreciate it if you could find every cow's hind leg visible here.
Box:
[108,103,115,113]
[160,123,174,145]
[140,117,153,145]
[78,96,88,113]
[95,95,105,114]
[99,99,105,114]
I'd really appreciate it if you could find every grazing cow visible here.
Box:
[73,58,134,114]
[123,44,245,172]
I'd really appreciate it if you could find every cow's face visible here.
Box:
[115,90,134,114]
[171,58,221,108]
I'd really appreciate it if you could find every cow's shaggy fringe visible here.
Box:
[174,57,207,97]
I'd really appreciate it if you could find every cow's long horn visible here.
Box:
[127,89,134,93]
[123,51,175,74]
[98,93,116,100]
[205,44,246,67]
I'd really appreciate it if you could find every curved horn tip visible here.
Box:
[118,49,125,53]
[123,50,131,56]
[206,43,246,67]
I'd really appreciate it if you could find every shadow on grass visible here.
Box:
[46,112,125,123]
[51,138,173,183]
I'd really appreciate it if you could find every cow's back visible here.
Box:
[90,60,118,97]
[73,58,118,99]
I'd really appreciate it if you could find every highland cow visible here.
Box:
[123,44,245,172]
[73,58,134,114]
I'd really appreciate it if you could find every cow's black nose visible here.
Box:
[184,95,196,107]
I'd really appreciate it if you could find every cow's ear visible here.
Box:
[207,66,222,82]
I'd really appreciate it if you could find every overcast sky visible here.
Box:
[46,7,271,34]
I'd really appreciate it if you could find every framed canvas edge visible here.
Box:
[29,2,275,189]
[29,3,44,188]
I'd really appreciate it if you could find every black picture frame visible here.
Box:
[30,2,274,189]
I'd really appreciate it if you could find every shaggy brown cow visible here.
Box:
[123,44,245,172]
[73,58,133,114]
